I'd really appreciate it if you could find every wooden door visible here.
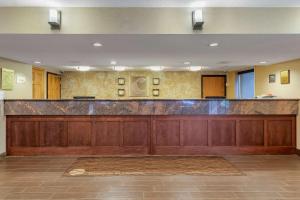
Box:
[47,73,61,99]
[202,75,226,98]
[32,67,45,99]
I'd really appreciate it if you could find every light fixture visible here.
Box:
[34,61,41,64]
[209,43,219,47]
[48,9,61,29]
[184,61,191,65]
[189,66,202,71]
[192,9,204,30]
[149,66,163,71]
[76,66,91,72]
[259,61,267,64]
[114,66,126,71]
[93,42,103,47]
[110,60,117,65]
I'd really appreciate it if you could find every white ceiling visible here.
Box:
[0,34,299,72]
[1,0,300,7]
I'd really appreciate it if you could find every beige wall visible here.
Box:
[1,7,300,34]
[61,71,204,99]
[0,58,32,99]
[255,59,300,98]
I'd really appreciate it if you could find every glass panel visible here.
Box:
[237,71,254,99]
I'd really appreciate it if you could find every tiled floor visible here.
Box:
[0,155,300,200]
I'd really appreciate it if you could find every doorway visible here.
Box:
[201,75,226,98]
[32,67,45,99]
[47,72,61,99]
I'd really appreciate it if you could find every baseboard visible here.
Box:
[0,152,6,157]
[297,149,300,156]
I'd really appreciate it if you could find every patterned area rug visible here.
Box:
[64,156,242,176]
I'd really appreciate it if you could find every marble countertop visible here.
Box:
[4,98,300,101]
[4,99,299,116]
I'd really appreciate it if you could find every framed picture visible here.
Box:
[152,89,160,96]
[269,74,276,83]
[118,89,125,96]
[0,68,14,90]
[118,78,125,85]
[153,78,160,85]
[130,76,148,97]
[280,70,290,84]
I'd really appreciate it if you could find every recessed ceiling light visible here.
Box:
[114,66,126,71]
[184,61,191,65]
[209,43,219,47]
[75,66,91,72]
[34,61,41,64]
[189,66,202,71]
[110,60,117,65]
[259,61,267,64]
[149,66,163,71]
[93,42,102,47]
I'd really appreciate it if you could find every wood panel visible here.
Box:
[151,146,295,155]
[202,75,226,98]
[93,121,120,146]
[6,115,296,156]
[47,73,61,99]
[267,120,293,146]
[68,122,92,146]
[182,120,208,146]
[122,120,149,146]
[11,121,39,147]
[32,67,45,99]
[154,119,180,146]
[40,121,67,147]
[238,120,264,146]
[210,120,236,146]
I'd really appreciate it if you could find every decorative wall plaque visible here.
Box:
[269,74,276,83]
[118,89,125,96]
[153,89,160,96]
[0,68,14,90]
[153,78,160,85]
[280,70,290,84]
[118,78,125,85]
[130,76,148,97]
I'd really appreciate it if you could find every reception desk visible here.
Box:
[4,99,298,155]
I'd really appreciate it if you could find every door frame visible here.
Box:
[201,75,227,98]
[46,72,61,99]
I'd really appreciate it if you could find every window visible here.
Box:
[236,69,254,99]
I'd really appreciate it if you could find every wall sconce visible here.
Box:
[118,78,125,85]
[192,9,204,30]
[153,78,160,85]
[48,9,61,29]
